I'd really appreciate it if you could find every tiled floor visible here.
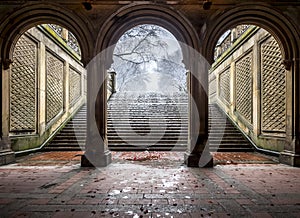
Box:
[0,151,299,217]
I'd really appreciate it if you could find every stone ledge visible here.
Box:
[279,151,300,167]
[0,149,15,165]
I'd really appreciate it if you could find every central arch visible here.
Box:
[82,3,212,167]
[95,4,201,57]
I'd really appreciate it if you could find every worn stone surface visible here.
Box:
[0,151,298,217]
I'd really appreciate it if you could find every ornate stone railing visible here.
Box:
[7,26,86,153]
[214,25,251,60]
[40,24,81,58]
[210,26,287,153]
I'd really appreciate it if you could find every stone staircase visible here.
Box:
[44,93,253,152]
[43,105,87,151]
[107,92,188,151]
[208,104,254,152]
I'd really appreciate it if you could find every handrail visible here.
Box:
[214,25,252,61]
[38,24,81,61]
[15,104,85,156]
[214,102,280,157]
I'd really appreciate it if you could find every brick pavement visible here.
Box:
[0,152,299,217]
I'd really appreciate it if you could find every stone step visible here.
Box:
[48,140,86,144]
[44,146,83,151]
[108,113,188,117]
[44,94,254,152]
[108,132,188,136]
[209,147,254,152]
[108,146,186,151]
[108,142,187,146]
[107,118,188,121]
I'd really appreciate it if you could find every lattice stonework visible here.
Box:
[69,68,81,105]
[235,53,253,123]
[10,35,37,132]
[209,78,217,97]
[261,37,286,132]
[219,69,230,105]
[46,52,64,123]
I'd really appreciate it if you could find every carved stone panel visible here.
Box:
[219,68,230,105]
[69,68,81,106]
[46,51,64,123]
[10,35,37,133]
[209,77,217,98]
[235,52,253,124]
[261,37,286,133]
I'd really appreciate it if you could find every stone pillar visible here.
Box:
[81,69,86,100]
[184,57,213,167]
[252,41,260,137]
[62,28,68,41]
[38,43,46,135]
[0,62,15,165]
[81,54,111,167]
[279,58,300,166]
[230,62,235,114]
[64,62,70,112]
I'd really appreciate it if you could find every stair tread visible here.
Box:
[45,98,254,152]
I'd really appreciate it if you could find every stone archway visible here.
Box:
[0,2,94,164]
[201,3,300,166]
[81,4,213,167]
[202,4,299,66]
[0,2,94,67]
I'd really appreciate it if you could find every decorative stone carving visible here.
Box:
[67,32,81,56]
[46,51,64,123]
[261,37,286,133]
[10,35,37,133]
[69,68,81,106]
[48,24,63,37]
[219,69,230,105]
[209,77,217,98]
[235,52,253,123]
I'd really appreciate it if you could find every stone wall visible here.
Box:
[8,26,86,152]
[209,26,288,152]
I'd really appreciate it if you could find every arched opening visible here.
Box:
[202,4,299,67]
[4,23,87,155]
[209,24,289,157]
[107,24,188,152]
[83,4,211,167]
[111,24,186,94]
[0,3,94,163]
[0,3,93,67]
[203,4,300,166]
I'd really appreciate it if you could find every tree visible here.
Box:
[111,24,186,93]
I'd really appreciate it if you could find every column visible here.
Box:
[279,58,300,166]
[81,54,111,167]
[64,62,70,112]
[0,61,15,165]
[252,41,260,137]
[38,43,46,135]
[184,56,213,167]
[230,62,236,115]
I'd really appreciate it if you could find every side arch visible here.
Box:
[0,2,94,67]
[202,3,300,68]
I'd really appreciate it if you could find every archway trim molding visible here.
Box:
[0,2,94,68]
[95,3,201,68]
[202,3,300,69]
